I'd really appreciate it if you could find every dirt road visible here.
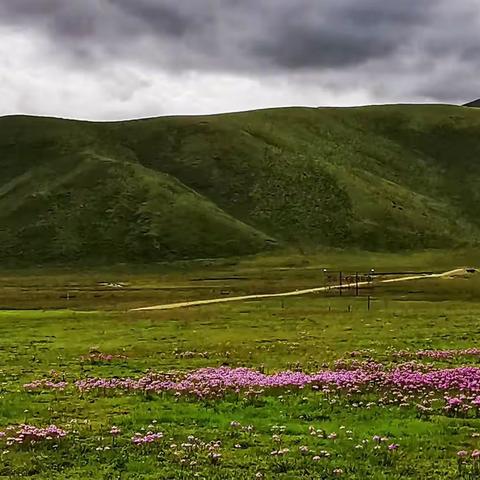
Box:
[130,268,466,312]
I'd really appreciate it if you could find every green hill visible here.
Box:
[1,104,479,264]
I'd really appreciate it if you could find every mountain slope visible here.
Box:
[464,99,480,107]
[0,138,272,263]
[1,104,479,264]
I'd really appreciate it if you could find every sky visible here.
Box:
[0,0,479,120]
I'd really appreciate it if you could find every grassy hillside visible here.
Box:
[1,104,479,264]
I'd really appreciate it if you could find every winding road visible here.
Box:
[130,268,466,312]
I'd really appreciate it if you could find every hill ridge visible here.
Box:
[1,104,479,264]
[0,102,466,123]
[465,99,480,108]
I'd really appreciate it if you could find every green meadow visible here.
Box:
[0,251,479,479]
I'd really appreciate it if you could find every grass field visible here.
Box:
[1,251,480,479]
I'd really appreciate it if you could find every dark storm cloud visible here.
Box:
[0,0,208,41]
[252,25,396,69]
[0,1,219,68]
[0,0,60,15]
[0,0,442,71]
[251,0,434,69]
[0,0,479,116]
[111,0,204,36]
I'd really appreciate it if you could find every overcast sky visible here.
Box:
[0,0,479,120]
